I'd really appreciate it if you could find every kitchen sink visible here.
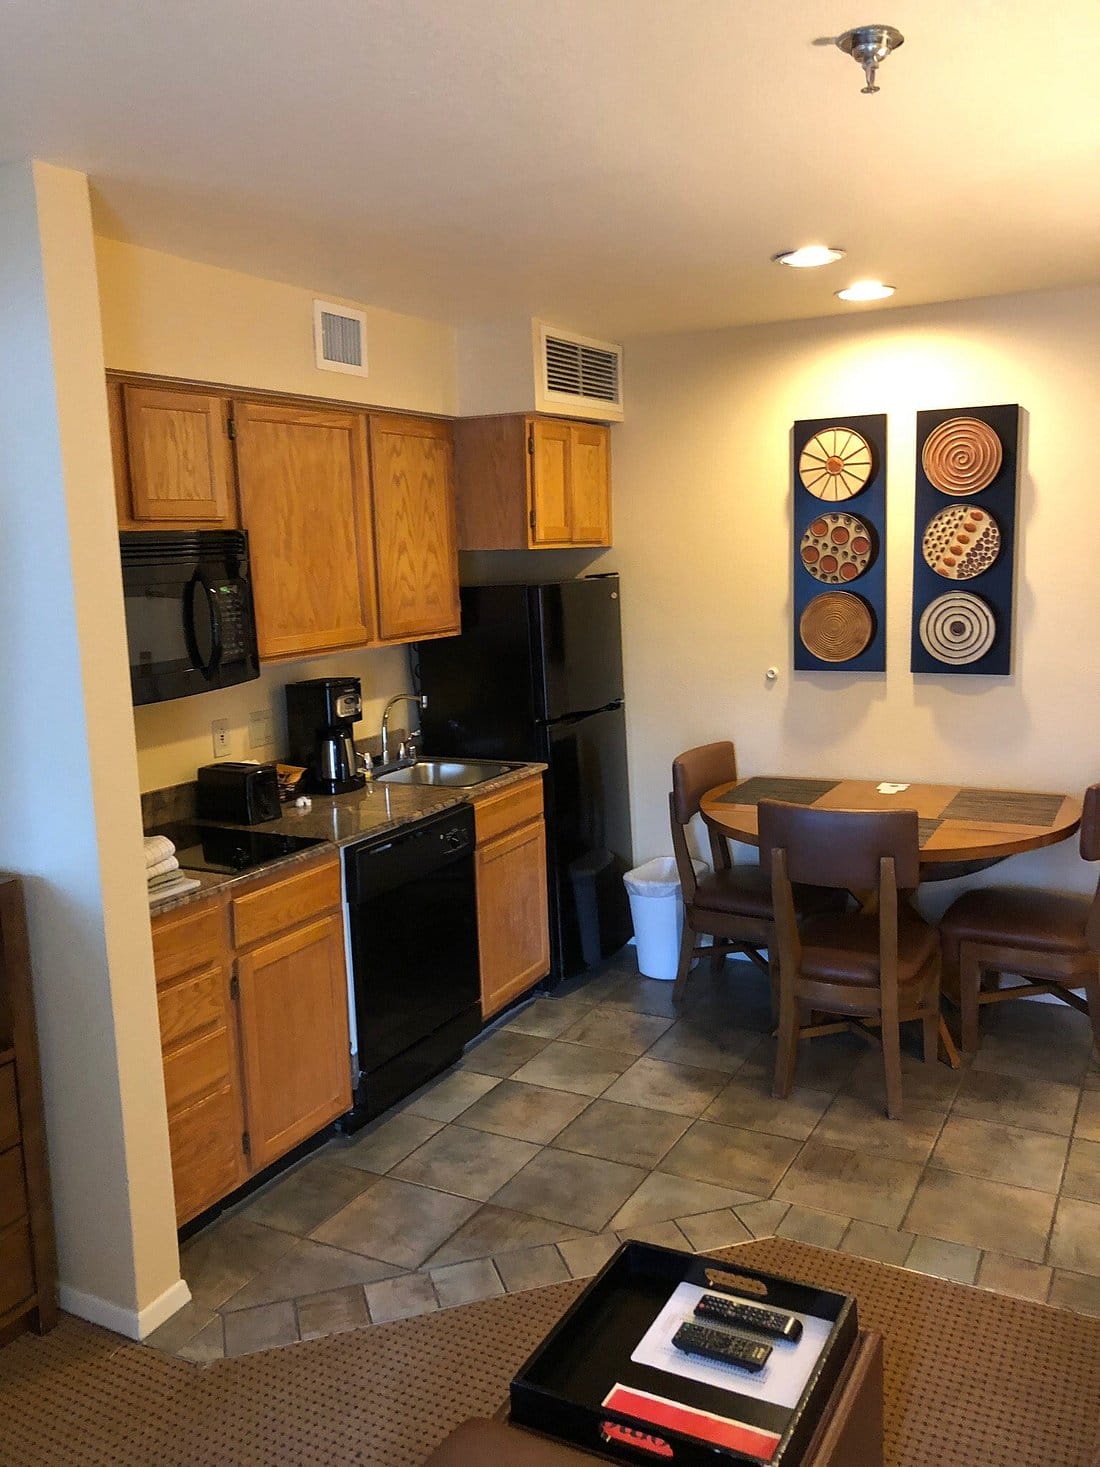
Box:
[375,758,515,788]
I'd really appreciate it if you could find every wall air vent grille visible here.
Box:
[537,323,623,420]
[313,300,368,376]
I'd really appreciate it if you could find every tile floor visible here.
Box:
[148,952,1100,1360]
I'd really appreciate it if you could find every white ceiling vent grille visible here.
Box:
[535,323,623,421]
[313,300,368,376]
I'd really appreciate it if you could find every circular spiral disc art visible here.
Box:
[799,591,874,662]
[922,417,1003,495]
[922,504,1001,580]
[799,427,874,501]
[800,512,875,584]
[919,592,996,665]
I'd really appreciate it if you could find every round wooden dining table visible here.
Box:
[700,775,1082,881]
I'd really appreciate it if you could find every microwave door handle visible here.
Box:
[184,570,223,678]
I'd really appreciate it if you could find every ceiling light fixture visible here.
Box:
[836,280,896,302]
[835,24,905,94]
[772,246,846,269]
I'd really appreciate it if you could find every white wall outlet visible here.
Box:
[248,709,275,749]
[211,718,231,757]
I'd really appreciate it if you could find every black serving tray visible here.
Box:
[510,1242,857,1466]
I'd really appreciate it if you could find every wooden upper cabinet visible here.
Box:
[453,414,612,550]
[368,414,460,642]
[234,400,378,661]
[114,382,236,529]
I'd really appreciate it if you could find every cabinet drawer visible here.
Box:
[157,964,228,1052]
[0,1064,18,1153]
[162,1027,234,1114]
[231,858,340,950]
[152,899,226,986]
[0,1216,35,1319]
[0,1146,28,1231]
[473,776,544,846]
[167,1086,244,1227]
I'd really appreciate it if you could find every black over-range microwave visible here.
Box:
[120,531,260,706]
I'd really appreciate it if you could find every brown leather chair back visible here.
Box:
[671,742,738,825]
[758,800,921,891]
[1080,784,1100,862]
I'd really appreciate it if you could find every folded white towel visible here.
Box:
[146,854,180,882]
[148,874,202,906]
[148,866,186,889]
[144,835,176,869]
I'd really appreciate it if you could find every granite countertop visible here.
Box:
[147,761,546,919]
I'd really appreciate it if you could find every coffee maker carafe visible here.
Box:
[285,677,366,795]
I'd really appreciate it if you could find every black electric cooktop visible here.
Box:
[158,822,328,875]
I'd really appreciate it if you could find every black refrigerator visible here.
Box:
[417,574,633,986]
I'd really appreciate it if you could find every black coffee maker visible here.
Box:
[285,677,366,795]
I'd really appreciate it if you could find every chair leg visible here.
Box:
[672,918,696,1005]
[768,948,780,1026]
[1081,958,1100,1062]
[923,961,942,1070]
[881,1016,903,1120]
[959,945,983,1053]
[710,939,726,977]
[772,979,799,1099]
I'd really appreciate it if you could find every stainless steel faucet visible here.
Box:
[378,693,427,769]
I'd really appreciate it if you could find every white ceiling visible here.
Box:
[2,0,1099,337]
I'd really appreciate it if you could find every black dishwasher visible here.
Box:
[342,803,480,1128]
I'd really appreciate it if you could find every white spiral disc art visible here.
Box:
[919,592,996,666]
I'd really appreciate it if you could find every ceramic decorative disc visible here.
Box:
[799,427,873,501]
[799,591,874,662]
[919,592,996,665]
[800,512,875,584]
[922,504,1001,580]
[922,417,1003,495]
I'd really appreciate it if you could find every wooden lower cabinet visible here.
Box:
[473,777,551,1020]
[151,854,351,1224]
[235,913,351,1171]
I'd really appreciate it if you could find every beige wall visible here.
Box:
[0,163,183,1335]
[613,286,1100,910]
[96,238,458,789]
[96,237,457,413]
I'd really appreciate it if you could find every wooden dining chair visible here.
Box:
[938,784,1100,1055]
[758,800,941,1119]
[669,744,840,1007]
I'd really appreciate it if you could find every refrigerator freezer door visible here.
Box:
[532,575,624,721]
[542,703,633,982]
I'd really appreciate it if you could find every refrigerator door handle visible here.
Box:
[540,700,624,728]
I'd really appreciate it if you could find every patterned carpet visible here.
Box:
[2,1237,1098,1466]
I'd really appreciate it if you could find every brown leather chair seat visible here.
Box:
[694,866,838,922]
[800,908,940,988]
[940,887,1091,955]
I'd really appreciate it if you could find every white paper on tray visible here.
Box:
[630,1282,832,1409]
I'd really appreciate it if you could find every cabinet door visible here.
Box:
[529,418,573,545]
[476,818,550,1020]
[569,424,611,545]
[122,385,235,526]
[234,401,377,660]
[235,914,351,1171]
[368,415,460,641]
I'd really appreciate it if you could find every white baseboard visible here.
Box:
[59,1276,192,1341]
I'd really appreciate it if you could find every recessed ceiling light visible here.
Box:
[772,246,846,269]
[836,280,896,302]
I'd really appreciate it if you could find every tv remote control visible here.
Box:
[694,1293,803,1343]
[672,1321,771,1372]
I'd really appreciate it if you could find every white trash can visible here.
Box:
[623,856,708,981]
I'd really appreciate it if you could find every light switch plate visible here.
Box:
[248,709,275,749]
[211,718,231,757]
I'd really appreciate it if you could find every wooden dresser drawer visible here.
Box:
[473,776,544,846]
[231,857,340,949]
[0,1216,35,1319]
[0,1063,19,1153]
[152,899,226,985]
[157,964,228,1052]
[0,1146,28,1231]
[162,1027,234,1114]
